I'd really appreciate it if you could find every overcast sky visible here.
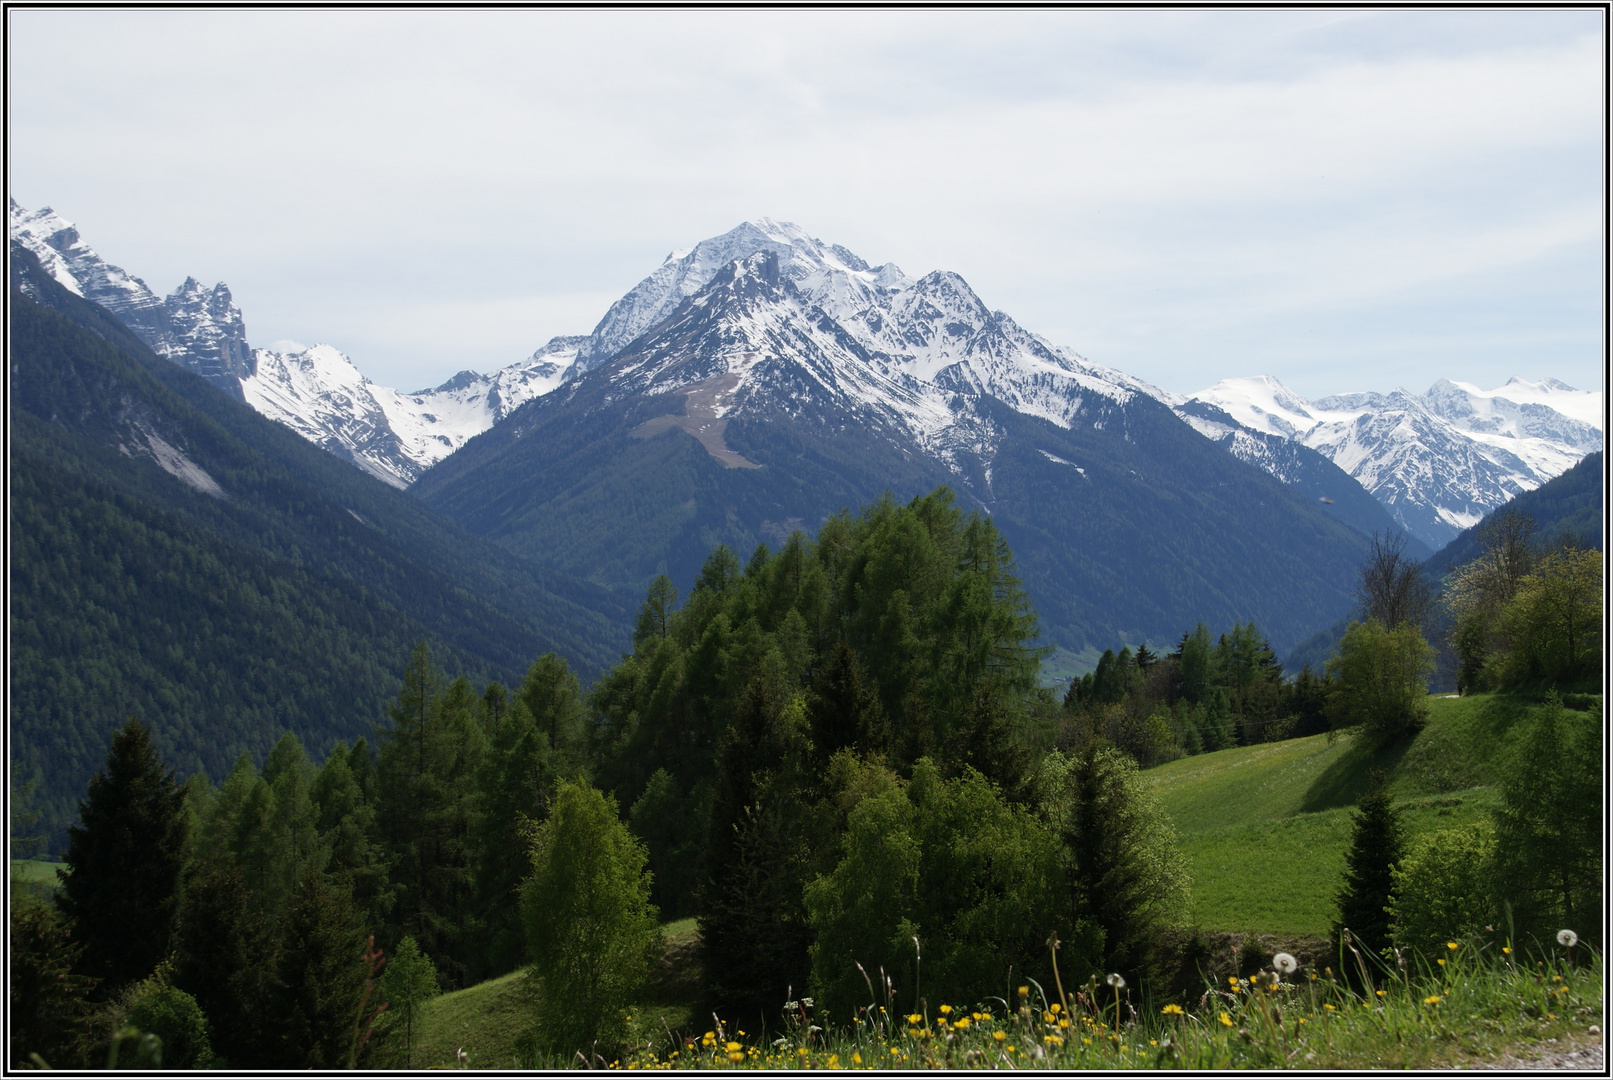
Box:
[8,9,1605,399]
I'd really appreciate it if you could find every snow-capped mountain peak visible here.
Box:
[10,199,251,386]
[1182,374,1602,548]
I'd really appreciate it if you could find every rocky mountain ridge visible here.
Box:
[11,201,1600,534]
[1182,375,1603,549]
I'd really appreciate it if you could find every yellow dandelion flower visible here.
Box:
[1219,1012,1233,1027]
[1447,942,1458,950]
[1424,995,1442,1005]
[1044,1035,1064,1047]
[1161,1003,1184,1016]
[1502,946,1512,954]
[993,1030,1007,1043]
[1324,1004,1336,1012]
[1376,989,1386,997]
[725,1042,742,1053]
[727,1051,743,1063]
[955,1017,971,1030]
[940,1004,953,1015]
[907,1013,921,1024]
[852,1052,862,1065]
[1018,985,1029,997]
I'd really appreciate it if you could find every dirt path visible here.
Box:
[1460,1029,1603,1071]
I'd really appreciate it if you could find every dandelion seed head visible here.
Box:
[1558,929,1579,948]
[1273,952,1298,975]
[1106,973,1126,989]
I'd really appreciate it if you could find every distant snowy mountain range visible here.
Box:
[1178,375,1603,548]
[10,200,1602,546]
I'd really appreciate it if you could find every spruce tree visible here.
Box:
[171,863,281,1068]
[1489,695,1602,948]
[806,639,888,765]
[1176,623,1214,704]
[469,696,554,980]
[9,890,92,1069]
[699,680,815,1023]
[1052,744,1189,985]
[516,653,588,778]
[312,741,394,932]
[56,718,186,996]
[271,869,369,1068]
[1332,773,1404,972]
[632,574,678,650]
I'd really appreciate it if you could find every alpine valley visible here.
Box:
[12,205,1603,662]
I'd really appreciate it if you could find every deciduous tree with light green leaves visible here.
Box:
[1493,548,1602,689]
[378,936,439,1068]
[805,757,1064,1019]
[521,781,662,1056]
[1325,618,1434,744]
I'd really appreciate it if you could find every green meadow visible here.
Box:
[1147,692,1555,937]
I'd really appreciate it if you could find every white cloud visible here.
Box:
[7,9,1603,395]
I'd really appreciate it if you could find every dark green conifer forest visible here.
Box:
[9,481,1604,1069]
[8,246,631,849]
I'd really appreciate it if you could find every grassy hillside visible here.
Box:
[1145,692,1562,937]
[369,918,705,1069]
[363,692,1587,1066]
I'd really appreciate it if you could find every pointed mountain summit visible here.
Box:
[416,224,1388,655]
[9,199,252,395]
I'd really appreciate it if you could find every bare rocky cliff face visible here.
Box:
[10,200,254,394]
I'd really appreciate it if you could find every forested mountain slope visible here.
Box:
[1426,450,1604,576]
[9,245,631,848]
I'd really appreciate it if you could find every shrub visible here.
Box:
[1390,822,1496,961]
[122,981,214,1069]
[377,936,439,1068]
[1494,549,1602,689]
